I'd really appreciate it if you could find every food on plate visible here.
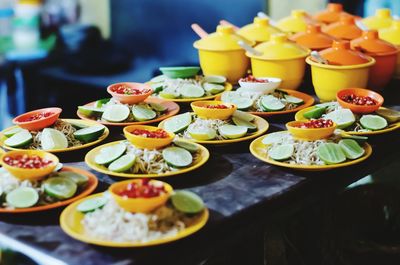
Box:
[239,75,270,83]
[293,119,334,129]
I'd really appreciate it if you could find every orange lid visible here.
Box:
[290,24,336,50]
[314,3,353,24]
[322,16,362,40]
[318,40,371,65]
[350,30,398,56]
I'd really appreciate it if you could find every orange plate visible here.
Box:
[77,98,180,126]
[215,89,315,117]
[0,166,98,213]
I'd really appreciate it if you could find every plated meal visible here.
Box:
[148,66,232,102]
[60,179,208,247]
[0,150,97,213]
[0,108,109,152]
[158,101,269,144]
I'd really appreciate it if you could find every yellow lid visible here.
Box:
[193,25,253,51]
[362,8,393,30]
[248,33,310,60]
[379,20,400,45]
[277,10,311,33]
[237,17,282,43]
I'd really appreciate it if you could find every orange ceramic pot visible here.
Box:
[313,3,354,24]
[290,24,336,51]
[323,16,362,40]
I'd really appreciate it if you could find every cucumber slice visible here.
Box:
[188,127,217,140]
[4,130,32,148]
[173,140,199,153]
[375,108,400,123]
[150,75,166,83]
[218,125,248,139]
[73,125,105,143]
[164,113,192,133]
[260,95,285,111]
[102,105,130,122]
[303,106,326,119]
[203,75,226,84]
[3,127,23,138]
[338,139,365,160]
[262,131,290,145]
[41,128,68,150]
[317,143,346,165]
[340,134,368,144]
[94,98,111,108]
[171,190,204,214]
[360,115,388,131]
[180,84,205,98]
[324,109,355,129]
[149,102,167,112]
[268,144,294,161]
[77,196,108,213]
[162,147,193,167]
[6,187,39,208]
[78,106,104,117]
[44,177,77,200]
[203,83,225,94]
[56,171,89,186]
[232,117,257,132]
[108,154,136,172]
[159,90,180,99]
[232,110,255,122]
[284,95,304,105]
[132,105,157,121]
[94,143,126,165]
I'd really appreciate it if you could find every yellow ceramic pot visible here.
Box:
[362,8,393,30]
[380,20,400,79]
[247,33,310,90]
[277,10,316,34]
[237,17,282,44]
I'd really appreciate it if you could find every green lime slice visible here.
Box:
[159,66,200,79]
[230,98,253,110]
[360,114,388,130]
[149,102,167,112]
[284,95,304,105]
[132,105,157,121]
[164,113,192,133]
[108,154,136,172]
[94,98,111,108]
[173,139,199,153]
[303,106,326,119]
[203,75,226,84]
[232,110,255,122]
[221,91,237,102]
[218,125,248,139]
[41,128,68,150]
[159,90,180,99]
[324,109,355,129]
[77,196,108,213]
[6,187,39,208]
[171,190,204,214]
[4,129,32,148]
[203,83,225,94]
[102,105,130,122]
[180,84,205,98]
[338,139,365,160]
[94,143,126,165]
[375,108,400,123]
[163,147,193,167]
[55,171,89,186]
[232,117,257,132]
[44,177,78,200]
[78,106,104,117]
[73,125,105,143]
[317,143,346,165]
[188,127,217,140]
[150,75,166,83]
[3,127,23,138]
[268,144,294,161]
[261,95,285,111]
[340,133,368,144]
[262,131,290,145]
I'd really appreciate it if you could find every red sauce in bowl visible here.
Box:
[130,128,169,138]
[296,119,334,129]
[205,104,229,109]
[111,85,150,95]
[20,112,54,122]
[4,155,53,169]
[117,179,166,198]
[340,94,377,106]
[239,75,269,83]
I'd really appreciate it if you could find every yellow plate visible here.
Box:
[249,133,373,171]
[295,106,400,136]
[158,113,269,145]
[0,119,109,153]
[60,193,209,247]
[149,82,233,103]
[85,140,209,178]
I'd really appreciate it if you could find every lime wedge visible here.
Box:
[3,127,23,138]
[159,90,180,99]
[188,127,217,140]
[78,106,104,117]
[221,91,237,102]
[150,75,166,83]
[230,98,253,110]
[203,75,226,84]
[375,108,400,123]
[4,129,32,148]
[232,110,255,122]
[44,177,77,200]
[6,187,39,208]
[303,106,326,119]
[340,134,368,144]
[317,143,346,165]
[77,196,108,213]
[268,144,294,161]
[218,125,248,139]
[324,109,355,129]
[360,115,388,130]
[261,95,285,111]
[55,171,89,186]
[203,83,225,94]
[94,143,126,165]
[69,122,88,130]
[284,95,304,105]
[94,98,111,108]
[338,139,365,160]
[132,105,157,121]
[262,131,290,145]
[173,140,199,153]
[102,105,130,122]
[73,125,105,143]
[180,84,205,98]
[232,117,257,132]
[41,128,68,150]
[162,147,193,167]
[108,154,136,172]
[164,113,192,133]
[149,102,167,112]
[171,190,204,214]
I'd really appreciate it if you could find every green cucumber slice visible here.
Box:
[132,105,157,121]
[232,110,255,122]
[268,144,294,161]
[149,102,167,112]
[94,98,111,108]
[203,83,225,94]
[188,127,217,140]
[77,196,108,213]
[162,147,193,167]
[41,128,68,150]
[317,143,346,164]
[4,130,32,148]
[360,115,388,130]
[173,140,199,153]
[262,131,290,145]
[303,106,326,119]
[78,106,104,117]
[73,125,105,143]
[55,171,89,186]
[375,108,400,123]
[260,95,285,111]
[180,84,205,98]
[94,143,126,165]
[164,113,192,133]
[108,154,136,172]
[284,95,304,105]
[102,105,130,122]
[6,187,39,208]
[324,109,355,129]
[232,117,257,132]
[171,190,204,214]
[3,127,23,138]
[44,177,78,200]
[203,75,226,84]
[218,125,248,139]
[338,139,365,160]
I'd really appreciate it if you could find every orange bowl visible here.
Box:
[191,101,236,120]
[286,120,336,140]
[12,107,62,131]
[336,88,383,113]
[107,82,152,104]
[123,125,174,149]
[109,179,173,213]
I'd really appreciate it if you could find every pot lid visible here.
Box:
[290,24,336,50]
[248,33,310,60]
[362,9,393,30]
[318,40,371,65]
[322,16,362,40]
[237,17,282,43]
[379,20,400,45]
[351,30,398,55]
[313,3,353,24]
[193,25,253,51]
[276,10,316,33]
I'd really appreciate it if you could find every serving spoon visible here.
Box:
[191,23,208,38]
[310,50,329,64]
[257,11,279,27]
[237,40,263,56]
